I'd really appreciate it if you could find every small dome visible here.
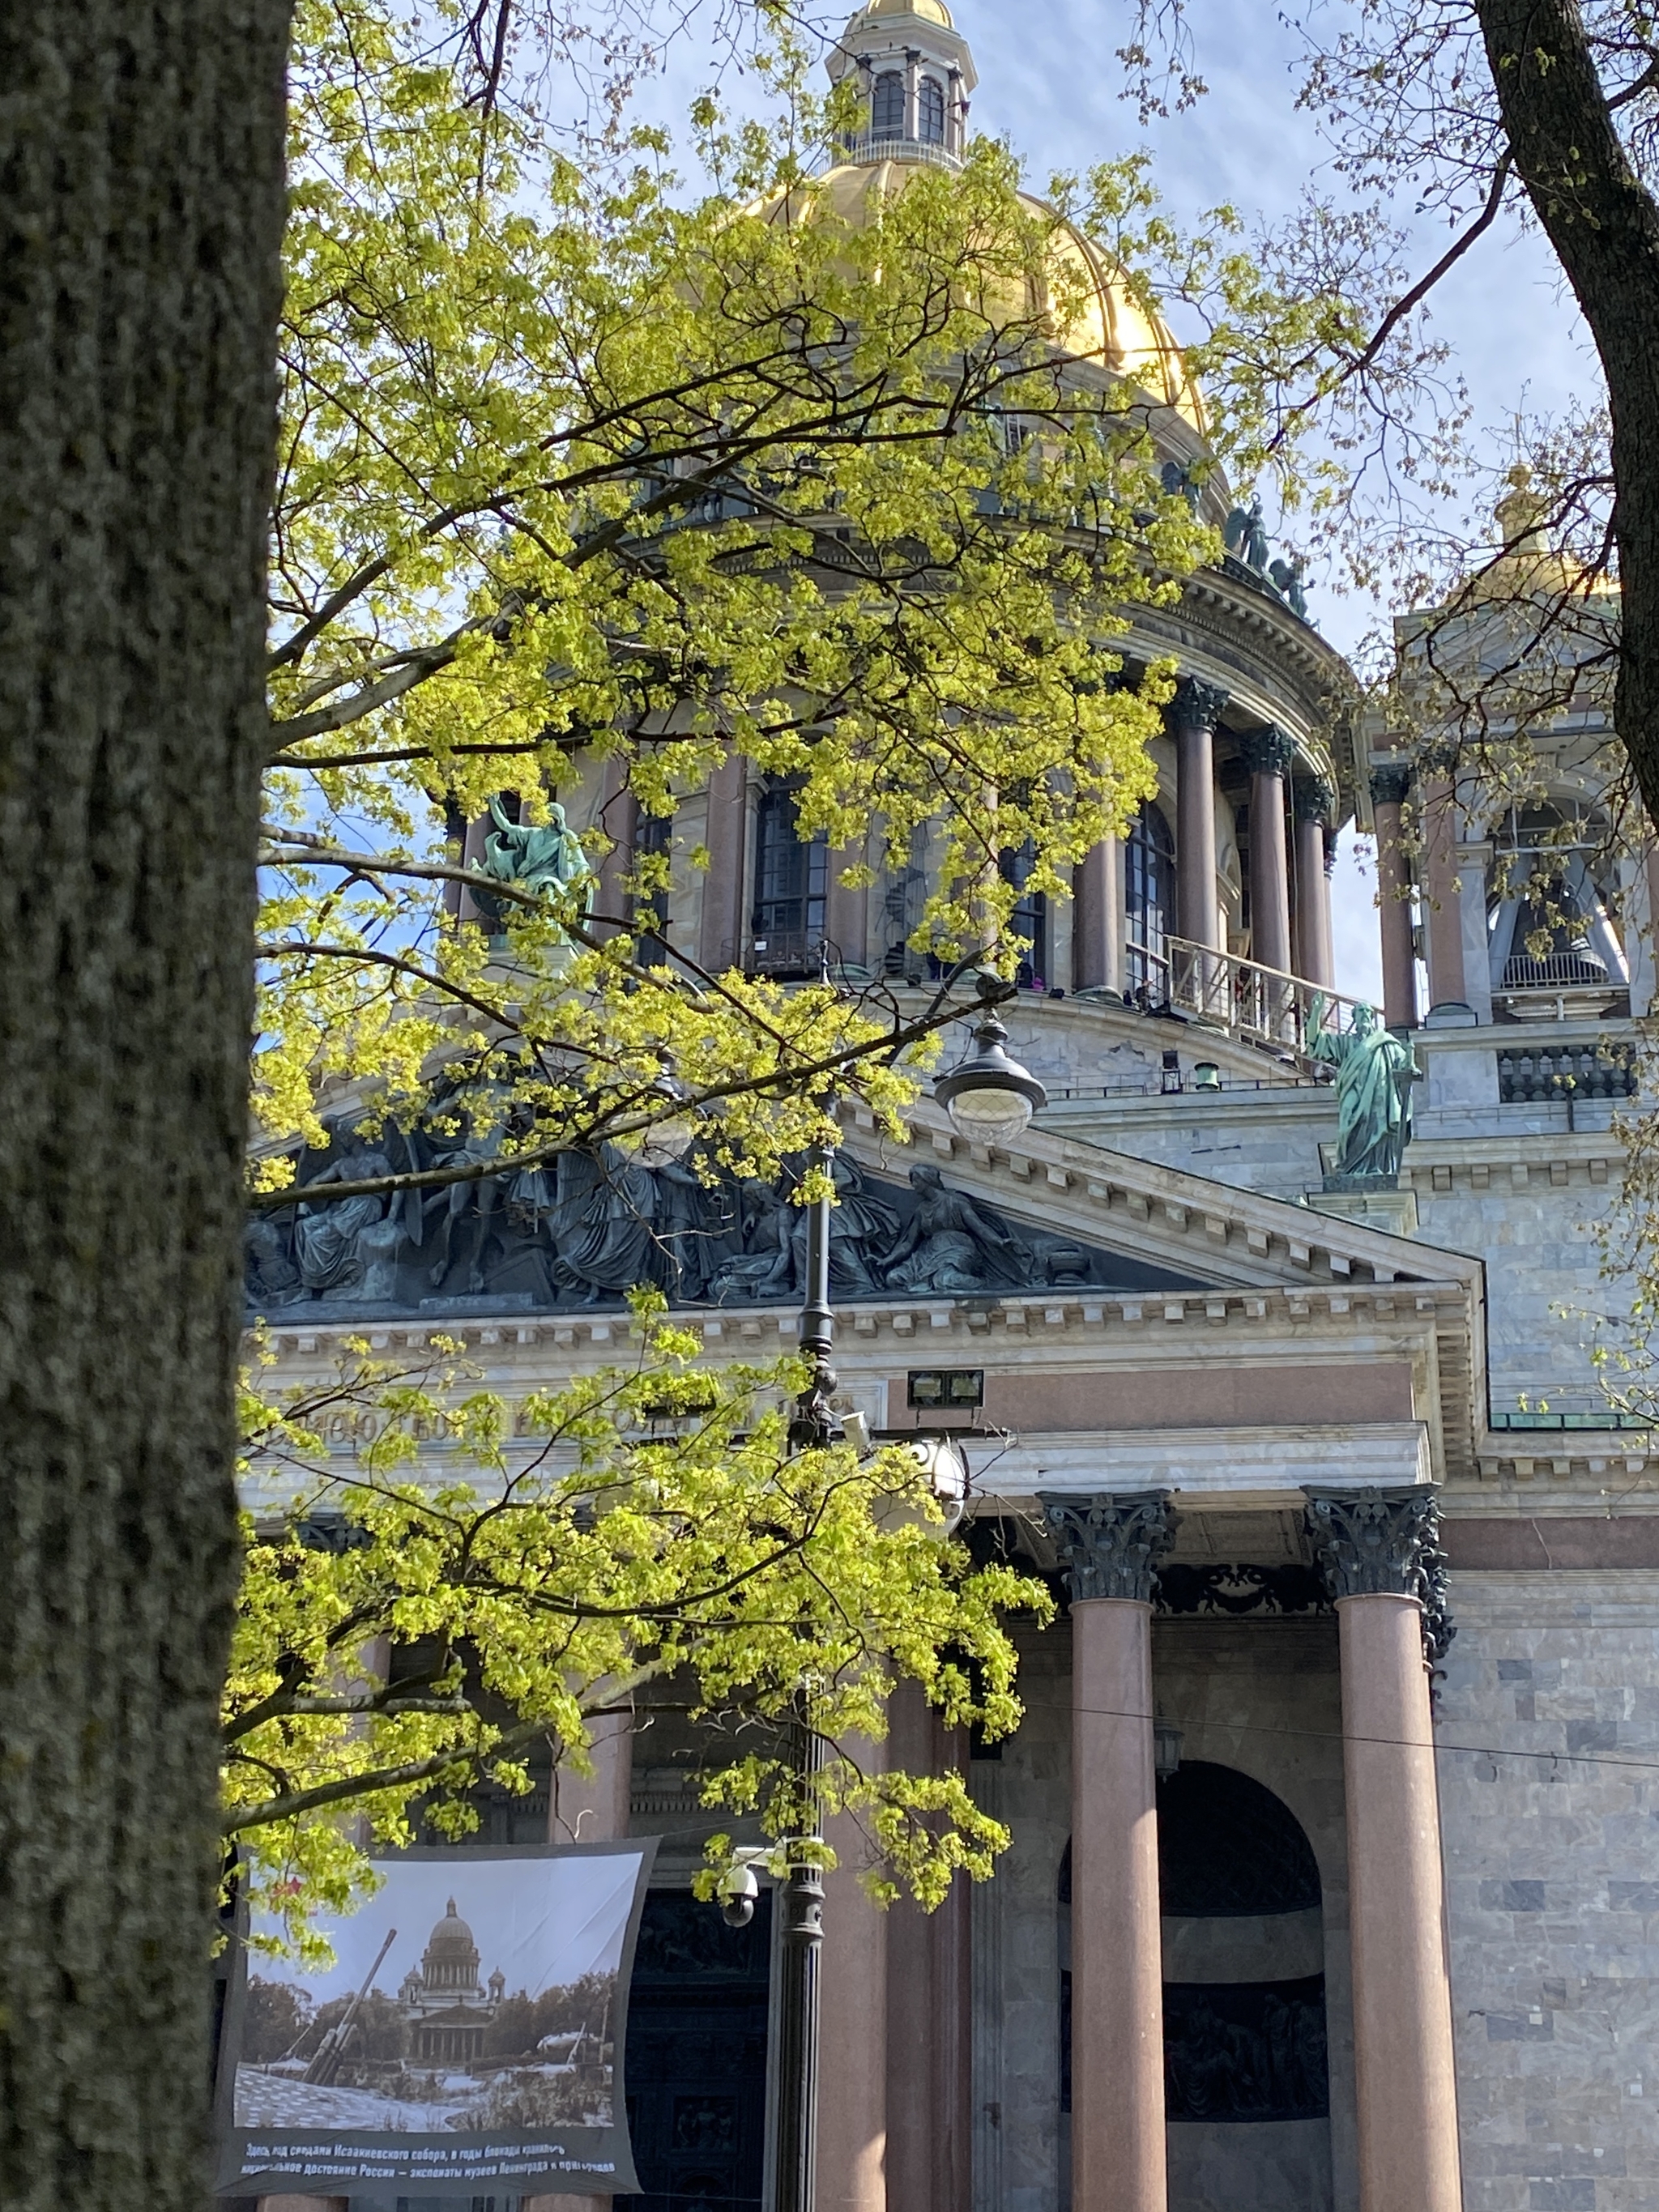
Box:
[426,1898,477,1955]
[853,0,954,20]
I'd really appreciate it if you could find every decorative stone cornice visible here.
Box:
[1038,1489,1175,1603]
[1369,765,1413,809]
[1171,676,1229,733]
[1304,1485,1454,1669]
[1239,724,1295,780]
[1294,776,1336,825]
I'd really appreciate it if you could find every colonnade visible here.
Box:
[1038,1487,1463,2212]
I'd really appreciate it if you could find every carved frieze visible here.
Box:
[246,1132,1196,1320]
[1037,1490,1175,1604]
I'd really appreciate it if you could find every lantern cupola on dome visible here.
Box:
[827,0,977,168]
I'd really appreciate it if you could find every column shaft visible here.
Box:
[593,756,638,938]
[1175,703,1222,953]
[526,1715,633,2212]
[1338,1593,1462,2212]
[1070,1596,1166,2212]
[698,751,748,974]
[825,835,868,974]
[1251,769,1291,972]
[1420,769,1468,1011]
[1073,834,1124,995]
[1294,810,1336,988]
[1371,771,1417,1029]
[819,1750,888,2212]
[883,1694,973,2212]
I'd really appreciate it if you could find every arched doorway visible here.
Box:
[1059,1761,1333,2211]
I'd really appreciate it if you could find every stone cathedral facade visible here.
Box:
[250,8,1659,2211]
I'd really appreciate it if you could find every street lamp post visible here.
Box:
[753,995,1046,2212]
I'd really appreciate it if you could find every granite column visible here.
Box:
[819,1737,889,2212]
[1371,765,1418,1029]
[1420,767,1469,1012]
[1073,834,1124,995]
[1241,726,1294,976]
[1172,678,1227,956]
[1293,778,1337,989]
[1038,1491,1175,2212]
[699,751,749,974]
[1307,1489,1462,2212]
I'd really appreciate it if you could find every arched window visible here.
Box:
[1125,800,1175,1002]
[1060,1766,1329,2130]
[751,782,827,976]
[918,75,946,143]
[871,70,905,139]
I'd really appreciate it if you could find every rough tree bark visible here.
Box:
[0,8,289,2210]
[1477,0,1659,826]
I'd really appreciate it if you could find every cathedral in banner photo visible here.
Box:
[245,8,1659,2212]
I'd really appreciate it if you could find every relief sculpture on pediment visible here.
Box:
[246,1123,1191,1319]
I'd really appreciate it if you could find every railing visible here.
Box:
[1497,1042,1636,1105]
[1499,949,1614,990]
[1159,936,1370,1068]
[836,131,963,171]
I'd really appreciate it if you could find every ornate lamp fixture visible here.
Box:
[625,1066,698,1167]
[934,1010,1047,1141]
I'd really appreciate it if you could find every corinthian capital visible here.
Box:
[1369,765,1413,809]
[1038,1490,1175,1604]
[1239,724,1295,780]
[1171,676,1229,733]
[1294,775,1336,825]
[1305,1485,1454,1668]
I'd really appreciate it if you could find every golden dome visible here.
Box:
[762,156,1203,429]
[851,0,954,19]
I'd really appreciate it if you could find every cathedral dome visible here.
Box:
[425,1898,478,1958]
[757,157,1204,431]
[812,3,1202,429]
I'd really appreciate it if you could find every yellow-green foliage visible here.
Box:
[258,0,1217,1174]
[231,1303,1048,1948]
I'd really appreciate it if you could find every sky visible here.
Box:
[249,1848,649,2007]
[608,0,1606,1003]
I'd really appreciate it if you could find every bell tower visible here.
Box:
[826,0,979,165]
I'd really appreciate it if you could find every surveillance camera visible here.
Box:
[717,1860,760,1928]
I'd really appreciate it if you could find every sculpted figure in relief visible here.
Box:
[883,1162,1027,1293]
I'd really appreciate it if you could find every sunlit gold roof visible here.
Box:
[765,155,1204,430]
[851,0,954,21]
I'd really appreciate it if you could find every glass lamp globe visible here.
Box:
[627,1072,699,1166]
[934,1012,1047,1143]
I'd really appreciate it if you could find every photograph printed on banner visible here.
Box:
[234,1850,646,2136]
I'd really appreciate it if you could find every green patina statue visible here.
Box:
[476,795,593,940]
[1310,1000,1419,1183]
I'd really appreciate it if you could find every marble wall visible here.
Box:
[1439,1570,1659,2212]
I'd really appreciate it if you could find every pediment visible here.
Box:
[245,1126,1215,1325]
[838,1098,1483,1301]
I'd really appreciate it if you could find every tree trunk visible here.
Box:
[0,8,288,2210]
[1478,0,1659,827]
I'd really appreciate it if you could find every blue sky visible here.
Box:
[621,0,1605,1001]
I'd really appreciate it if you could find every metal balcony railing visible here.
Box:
[837,131,963,171]
[1153,936,1370,1068]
